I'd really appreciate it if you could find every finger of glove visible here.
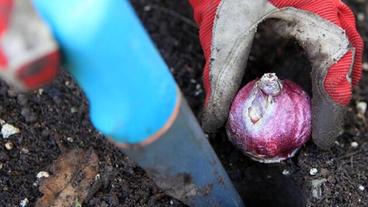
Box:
[0,0,12,35]
[312,52,351,149]
[0,46,7,67]
[271,0,363,103]
[188,0,221,104]
[267,0,357,149]
[337,3,364,86]
[324,50,354,106]
[311,89,346,149]
[0,0,13,67]
[16,51,59,90]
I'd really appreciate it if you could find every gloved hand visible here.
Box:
[189,0,364,149]
[0,0,59,90]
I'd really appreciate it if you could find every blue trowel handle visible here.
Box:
[32,1,245,206]
[33,0,178,144]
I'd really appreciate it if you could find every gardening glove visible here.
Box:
[189,0,364,149]
[0,0,59,90]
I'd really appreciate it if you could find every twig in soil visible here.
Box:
[350,155,354,169]
[149,5,198,28]
[336,146,368,161]
[52,133,67,153]
[340,168,356,188]
[151,192,166,200]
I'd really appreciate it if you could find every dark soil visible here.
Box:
[0,0,367,206]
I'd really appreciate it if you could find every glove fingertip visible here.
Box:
[17,50,60,90]
[324,51,354,106]
[311,94,346,149]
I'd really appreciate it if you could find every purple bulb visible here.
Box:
[226,73,312,163]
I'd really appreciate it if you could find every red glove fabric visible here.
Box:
[0,0,13,67]
[189,0,364,106]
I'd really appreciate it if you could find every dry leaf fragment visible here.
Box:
[35,149,100,207]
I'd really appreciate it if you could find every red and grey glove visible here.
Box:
[0,0,59,90]
[189,0,364,149]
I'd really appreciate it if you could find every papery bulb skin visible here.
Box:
[226,73,311,163]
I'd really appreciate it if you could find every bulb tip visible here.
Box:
[258,73,282,96]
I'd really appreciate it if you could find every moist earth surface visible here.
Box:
[0,0,367,206]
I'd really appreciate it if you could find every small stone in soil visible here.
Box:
[37,171,50,179]
[363,62,368,71]
[282,169,290,175]
[356,101,367,115]
[38,88,44,95]
[357,13,365,21]
[309,168,318,176]
[70,107,78,113]
[358,185,365,191]
[21,148,29,154]
[66,137,74,142]
[143,5,151,12]
[334,141,344,147]
[19,198,29,207]
[351,141,359,148]
[1,123,20,138]
[311,178,327,199]
[5,141,14,150]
